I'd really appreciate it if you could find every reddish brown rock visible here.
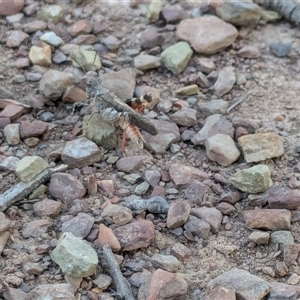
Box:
[116,155,152,173]
[238,45,261,58]
[176,16,238,55]
[49,173,86,202]
[150,186,166,198]
[275,261,288,277]
[62,86,87,103]
[61,137,103,169]
[0,0,24,16]
[191,207,222,233]
[217,202,236,215]
[98,224,121,253]
[0,105,27,121]
[2,287,28,300]
[143,269,188,299]
[268,186,300,210]
[167,201,190,229]
[6,30,29,48]
[284,244,300,267]
[171,243,191,261]
[206,285,236,300]
[243,209,291,230]
[19,120,48,139]
[0,117,11,129]
[113,219,154,251]
[33,199,62,217]
[185,181,212,201]
[169,163,209,187]
[27,284,76,300]
[22,219,51,238]
[98,180,115,198]
[71,20,93,36]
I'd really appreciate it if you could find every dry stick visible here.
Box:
[102,245,135,300]
[0,99,31,109]
[0,164,68,212]
[227,91,252,113]
[254,0,300,26]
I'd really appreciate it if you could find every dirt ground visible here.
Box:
[1,0,300,299]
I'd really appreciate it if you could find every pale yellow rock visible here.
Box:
[71,49,101,71]
[175,85,201,96]
[16,156,49,182]
[146,0,163,22]
[29,45,52,67]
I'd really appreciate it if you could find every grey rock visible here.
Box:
[248,231,270,245]
[51,232,98,277]
[169,108,197,127]
[192,114,234,145]
[0,156,20,172]
[62,213,95,238]
[150,254,181,272]
[184,215,211,239]
[270,231,294,249]
[134,55,161,71]
[100,35,121,51]
[214,66,236,97]
[198,99,229,117]
[270,42,292,57]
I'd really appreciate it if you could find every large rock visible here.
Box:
[269,282,300,300]
[0,0,24,16]
[268,186,300,210]
[214,66,236,97]
[27,284,76,300]
[192,114,234,145]
[100,68,136,100]
[113,219,154,251]
[205,133,240,166]
[243,209,291,230]
[169,163,209,187]
[51,232,98,277]
[213,0,261,26]
[176,15,238,55]
[207,268,270,300]
[39,70,76,101]
[161,42,193,75]
[230,164,272,194]
[49,173,86,202]
[16,156,48,182]
[238,132,284,163]
[61,137,103,168]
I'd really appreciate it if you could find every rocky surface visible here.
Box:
[0,0,300,299]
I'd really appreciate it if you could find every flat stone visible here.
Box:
[171,243,191,261]
[214,0,261,26]
[101,35,121,51]
[206,285,236,300]
[195,57,215,74]
[270,42,292,57]
[207,268,270,300]
[176,15,238,55]
[101,204,133,226]
[4,123,20,145]
[198,99,229,117]
[6,30,29,48]
[19,120,48,139]
[51,232,98,277]
[113,219,154,251]
[33,199,62,217]
[38,5,63,24]
[71,19,93,36]
[27,284,75,300]
[238,132,284,162]
[116,155,152,173]
[61,137,103,168]
[0,156,20,171]
[161,5,184,23]
[134,54,161,71]
[62,86,87,103]
[23,20,47,33]
[190,207,223,233]
[184,215,211,239]
[268,282,300,300]
[230,164,272,194]
[150,254,181,272]
[214,66,236,97]
[167,201,190,229]
[216,202,236,215]
[161,42,193,75]
[98,224,121,252]
[16,156,48,182]
[62,213,95,238]
[100,68,136,100]
[169,163,209,187]
[248,231,270,245]
[0,105,27,121]
[169,108,197,127]
[192,114,234,145]
[238,45,261,58]
[39,70,76,101]
[49,173,86,202]
[143,120,180,154]
[140,27,164,49]
[270,231,294,249]
[22,219,51,238]
[141,269,187,300]
[185,181,212,201]
[268,186,300,210]
[206,133,240,166]
[0,0,24,16]
[70,49,101,71]
[243,209,291,230]
[40,32,63,47]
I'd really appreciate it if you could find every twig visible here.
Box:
[102,245,135,300]
[227,91,252,113]
[0,164,68,212]
[0,99,31,109]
